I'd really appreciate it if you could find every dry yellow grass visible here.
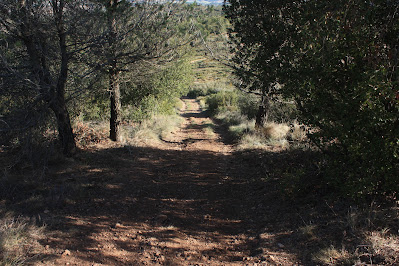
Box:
[313,246,356,265]
[0,214,45,265]
[237,132,289,151]
[288,123,308,142]
[129,114,183,146]
[367,229,399,264]
[233,121,295,151]
[259,122,290,140]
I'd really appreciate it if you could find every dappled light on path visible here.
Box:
[159,98,232,154]
[7,98,307,265]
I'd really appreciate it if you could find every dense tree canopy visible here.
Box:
[225,0,399,196]
[86,0,195,141]
[0,0,197,154]
[0,0,86,155]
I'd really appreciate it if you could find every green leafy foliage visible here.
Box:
[225,0,399,197]
[205,90,239,114]
[188,4,229,39]
[121,58,193,121]
[291,1,399,196]
[237,93,258,120]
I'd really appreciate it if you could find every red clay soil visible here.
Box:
[30,99,306,265]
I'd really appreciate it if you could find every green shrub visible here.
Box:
[237,93,258,119]
[69,78,109,122]
[267,101,298,123]
[187,88,208,98]
[289,10,399,197]
[229,120,255,139]
[215,110,247,126]
[122,58,193,122]
[225,0,399,197]
[121,96,183,122]
[187,82,222,99]
[205,90,239,114]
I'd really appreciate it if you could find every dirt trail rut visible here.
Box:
[160,98,231,154]
[37,98,298,265]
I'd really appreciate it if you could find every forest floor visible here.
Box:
[3,98,398,265]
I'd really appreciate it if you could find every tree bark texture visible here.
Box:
[255,95,270,128]
[50,98,76,156]
[108,0,121,142]
[19,0,76,155]
[109,70,121,141]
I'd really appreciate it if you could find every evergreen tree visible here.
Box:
[225,0,399,195]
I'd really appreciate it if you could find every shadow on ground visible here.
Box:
[2,116,396,265]
[1,141,352,265]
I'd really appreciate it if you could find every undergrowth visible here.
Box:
[128,114,183,146]
[237,148,399,265]
[0,214,44,265]
[194,85,399,263]
[198,89,308,151]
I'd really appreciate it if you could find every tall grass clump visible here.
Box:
[260,122,290,140]
[129,114,183,146]
[0,215,44,265]
[202,89,306,150]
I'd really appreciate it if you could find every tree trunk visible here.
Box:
[50,99,76,156]
[52,0,76,156]
[108,0,121,142]
[109,70,121,141]
[255,95,270,128]
[19,0,76,156]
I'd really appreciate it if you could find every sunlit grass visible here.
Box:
[313,246,356,265]
[202,122,216,137]
[128,114,183,146]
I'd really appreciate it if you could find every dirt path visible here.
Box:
[159,98,232,154]
[35,98,300,265]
